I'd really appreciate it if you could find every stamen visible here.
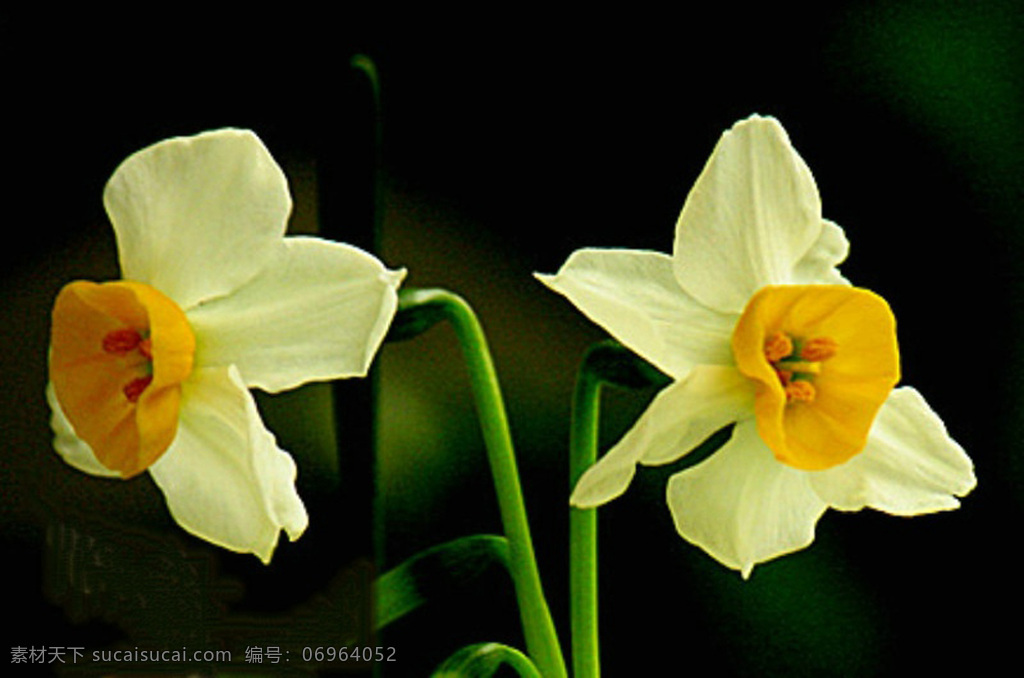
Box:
[103,328,144,354]
[123,375,153,403]
[785,380,816,403]
[763,329,838,405]
[764,331,794,362]
[801,337,838,362]
[780,361,821,375]
[764,332,837,404]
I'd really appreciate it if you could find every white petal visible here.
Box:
[791,219,851,285]
[810,387,976,515]
[666,419,827,578]
[672,115,823,313]
[149,366,309,563]
[45,382,122,478]
[188,237,405,392]
[105,129,292,310]
[570,365,754,508]
[536,248,737,379]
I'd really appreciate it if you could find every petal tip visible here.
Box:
[382,266,408,289]
[570,463,635,508]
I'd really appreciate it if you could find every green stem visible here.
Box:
[568,341,672,678]
[395,288,567,678]
[569,346,603,678]
[348,53,387,604]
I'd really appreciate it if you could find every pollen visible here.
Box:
[124,375,154,403]
[102,327,155,401]
[801,336,838,362]
[762,331,837,404]
[764,331,793,362]
[102,327,145,355]
[784,380,816,402]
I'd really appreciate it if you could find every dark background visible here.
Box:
[2,2,1021,675]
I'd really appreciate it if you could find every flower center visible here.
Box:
[763,332,838,403]
[50,280,195,477]
[732,285,900,471]
[101,327,155,402]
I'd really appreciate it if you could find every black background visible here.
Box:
[3,3,1022,675]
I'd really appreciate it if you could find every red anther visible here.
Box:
[103,328,143,354]
[123,375,153,403]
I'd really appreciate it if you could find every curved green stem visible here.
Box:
[569,341,672,678]
[394,288,567,678]
[349,54,384,240]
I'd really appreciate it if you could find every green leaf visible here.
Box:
[432,643,542,678]
[376,534,511,629]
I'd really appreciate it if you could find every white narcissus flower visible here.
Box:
[538,115,975,578]
[47,129,405,563]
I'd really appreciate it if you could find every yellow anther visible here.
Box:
[784,380,816,403]
[801,336,838,362]
[764,331,793,363]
